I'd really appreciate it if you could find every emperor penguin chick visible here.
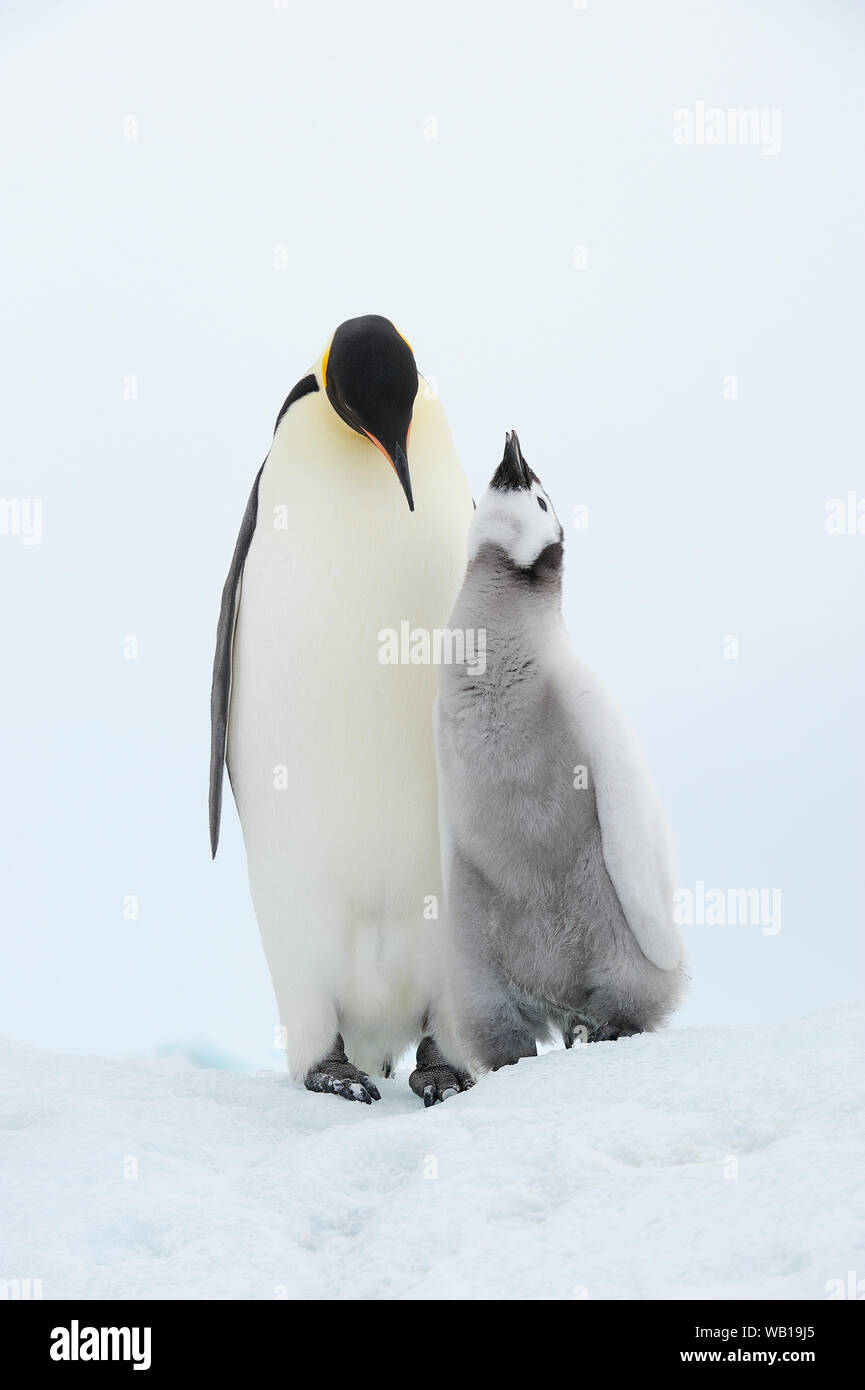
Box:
[435,432,685,1072]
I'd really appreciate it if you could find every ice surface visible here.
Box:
[1,1009,862,1300]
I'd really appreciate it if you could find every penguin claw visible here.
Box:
[562,1013,638,1046]
[588,1022,639,1043]
[589,1024,621,1043]
[409,1035,475,1106]
[411,1070,474,1107]
[304,1070,381,1103]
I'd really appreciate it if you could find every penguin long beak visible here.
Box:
[364,431,415,512]
[490,430,532,492]
[392,442,414,512]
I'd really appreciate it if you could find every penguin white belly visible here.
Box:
[228,392,472,1077]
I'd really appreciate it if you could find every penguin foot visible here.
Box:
[303,1034,381,1104]
[304,1069,381,1103]
[588,1022,622,1043]
[563,1010,601,1047]
[409,1036,475,1107]
[588,1021,638,1043]
[563,1011,639,1047]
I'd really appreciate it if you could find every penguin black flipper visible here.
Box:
[209,461,264,857]
[209,372,320,857]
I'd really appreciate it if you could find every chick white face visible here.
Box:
[468,431,564,570]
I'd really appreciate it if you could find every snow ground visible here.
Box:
[1,1009,863,1300]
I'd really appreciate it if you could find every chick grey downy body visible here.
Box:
[435,433,684,1071]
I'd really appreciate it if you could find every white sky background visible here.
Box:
[0,0,862,1067]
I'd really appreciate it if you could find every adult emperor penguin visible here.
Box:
[210,315,475,1104]
[435,432,685,1071]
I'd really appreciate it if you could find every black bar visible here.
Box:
[2,1299,861,1375]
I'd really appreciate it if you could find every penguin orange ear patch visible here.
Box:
[321,341,331,389]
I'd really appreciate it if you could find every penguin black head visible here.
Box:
[323,315,419,511]
[470,431,564,572]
